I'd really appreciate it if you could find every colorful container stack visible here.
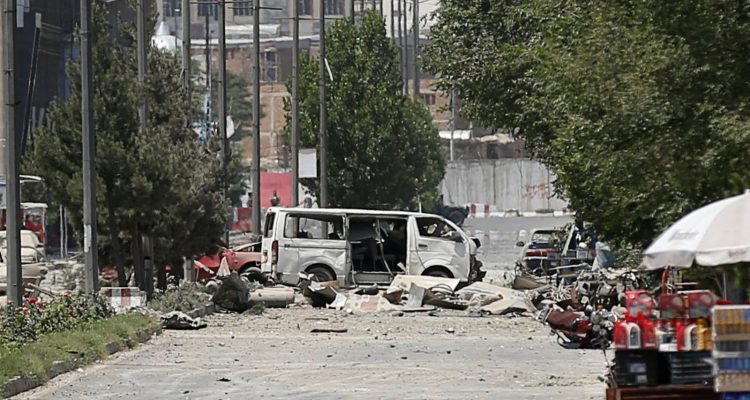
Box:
[713,305,750,395]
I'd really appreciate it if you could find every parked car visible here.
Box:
[516,229,560,275]
[194,242,261,282]
[260,207,484,286]
[0,229,47,264]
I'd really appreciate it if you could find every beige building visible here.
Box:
[156,0,367,37]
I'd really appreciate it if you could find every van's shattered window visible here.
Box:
[416,217,456,239]
[263,212,276,238]
[284,214,345,240]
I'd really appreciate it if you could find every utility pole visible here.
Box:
[319,0,327,208]
[181,0,190,90]
[389,0,394,40]
[218,0,230,243]
[401,0,407,94]
[396,0,403,93]
[82,0,99,294]
[135,0,148,292]
[204,10,211,141]
[291,0,299,207]
[3,0,22,305]
[349,0,354,23]
[449,88,455,161]
[412,0,419,98]
[251,0,261,233]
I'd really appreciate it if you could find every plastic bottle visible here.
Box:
[639,314,658,349]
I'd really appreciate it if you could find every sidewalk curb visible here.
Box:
[2,325,161,399]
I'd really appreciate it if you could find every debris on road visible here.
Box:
[160,311,207,330]
[310,327,348,333]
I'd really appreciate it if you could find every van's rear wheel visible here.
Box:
[423,267,453,279]
[307,266,336,282]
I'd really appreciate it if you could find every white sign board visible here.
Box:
[299,148,318,179]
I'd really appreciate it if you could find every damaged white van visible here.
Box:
[260,208,485,286]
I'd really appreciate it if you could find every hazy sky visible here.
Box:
[382,0,440,36]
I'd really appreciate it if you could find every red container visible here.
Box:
[639,315,658,349]
[625,290,655,318]
[614,320,629,350]
[684,290,716,319]
[659,293,686,320]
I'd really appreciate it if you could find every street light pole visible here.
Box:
[181,0,190,90]
[401,0,408,94]
[319,0,328,208]
[349,0,354,23]
[3,0,22,305]
[251,0,261,233]
[412,0,419,98]
[291,0,299,207]
[82,0,99,294]
[218,0,230,243]
[396,0,403,93]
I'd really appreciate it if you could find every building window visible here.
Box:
[164,0,181,17]
[262,50,279,82]
[198,2,217,17]
[421,93,436,106]
[299,0,313,16]
[325,0,344,15]
[234,0,252,16]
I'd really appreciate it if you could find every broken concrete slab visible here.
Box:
[456,282,537,315]
[406,283,427,308]
[389,275,460,294]
[344,294,401,314]
[302,280,341,307]
[512,275,546,290]
[423,289,468,310]
[382,287,404,304]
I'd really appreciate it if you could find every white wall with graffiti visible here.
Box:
[440,159,569,212]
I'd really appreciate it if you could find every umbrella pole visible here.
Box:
[722,270,728,300]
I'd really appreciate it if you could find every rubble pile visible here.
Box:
[512,266,647,349]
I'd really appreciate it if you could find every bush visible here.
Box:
[0,314,157,387]
[0,294,113,349]
[149,283,210,313]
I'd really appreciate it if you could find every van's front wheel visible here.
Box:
[307,265,336,282]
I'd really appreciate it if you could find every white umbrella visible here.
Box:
[642,190,750,270]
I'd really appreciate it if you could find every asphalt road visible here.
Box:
[18,215,609,400]
[19,310,607,400]
[463,216,573,283]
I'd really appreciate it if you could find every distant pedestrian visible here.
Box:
[270,190,280,207]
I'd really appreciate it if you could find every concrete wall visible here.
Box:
[440,159,569,212]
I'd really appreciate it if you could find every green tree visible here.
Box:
[210,70,255,140]
[25,2,240,283]
[426,0,750,254]
[285,11,445,209]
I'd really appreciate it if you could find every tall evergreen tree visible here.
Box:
[25,2,242,282]
[285,11,445,209]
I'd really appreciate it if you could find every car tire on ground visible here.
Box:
[307,265,336,282]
